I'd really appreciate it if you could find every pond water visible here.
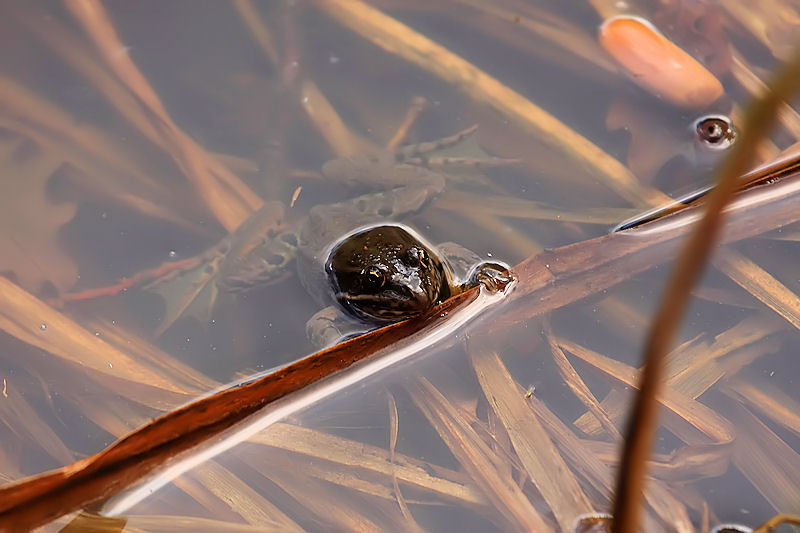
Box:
[1,1,799,531]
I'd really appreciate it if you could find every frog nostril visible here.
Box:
[404,247,429,267]
[404,247,419,266]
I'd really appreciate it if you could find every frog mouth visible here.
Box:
[339,287,439,321]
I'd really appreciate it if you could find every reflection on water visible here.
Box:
[1,0,799,531]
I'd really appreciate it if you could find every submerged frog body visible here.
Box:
[212,126,511,346]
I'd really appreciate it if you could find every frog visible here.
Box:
[156,126,512,346]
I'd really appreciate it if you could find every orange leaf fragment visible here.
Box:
[599,16,724,109]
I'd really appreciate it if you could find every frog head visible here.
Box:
[325,225,451,322]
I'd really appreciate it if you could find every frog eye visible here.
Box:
[362,266,386,290]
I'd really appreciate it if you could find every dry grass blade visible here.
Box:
[409,376,551,531]
[241,444,455,512]
[267,465,383,532]
[386,97,429,149]
[471,351,595,530]
[189,461,303,531]
[754,514,800,532]
[235,2,368,159]
[11,5,227,230]
[731,53,800,141]
[83,319,218,395]
[0,77,160,190]
[300,80,365,158]
[316,0,667,207]
[452,0,617,76]
[544,325,623,443]
[232,0,280,66]
[522,394,615,501]
[168,472,247,524]
[435,190,637,225]
[249,423,483,506]
[15,6,178,175]
[612,49,800,532]
[588,440,732,484]
[58,511,127,532]
[0,278,184,394]
[557,338,735,444]
[0,384,74,466]
[713,248,800,330]
[720,376,800,439]
[575,315,785,436]
[385,389,425,532]
[727,402,800,512]
[63,0,262,231]
[722,2,800,61]
[669,337,781,406]
[665,316,785,399]
[95,513,289,532]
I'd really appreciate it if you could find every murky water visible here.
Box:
[1,1,799,531]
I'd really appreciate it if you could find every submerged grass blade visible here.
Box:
[316,0,668,207]
[64,0,262,231]
[720,376,800,439]
[0,385,74,467]
[727,402,800,512]
[267,465,383,532]
[0,278,184,394]
[471,351,595,530]
[544,325,623,443]
[249,422,483,506]
[574,315,784,436]
[435,190,637,225]
[409,376,551,531]
[189,461,303,531]
[713,248,800,330]
[385,389,425,532]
